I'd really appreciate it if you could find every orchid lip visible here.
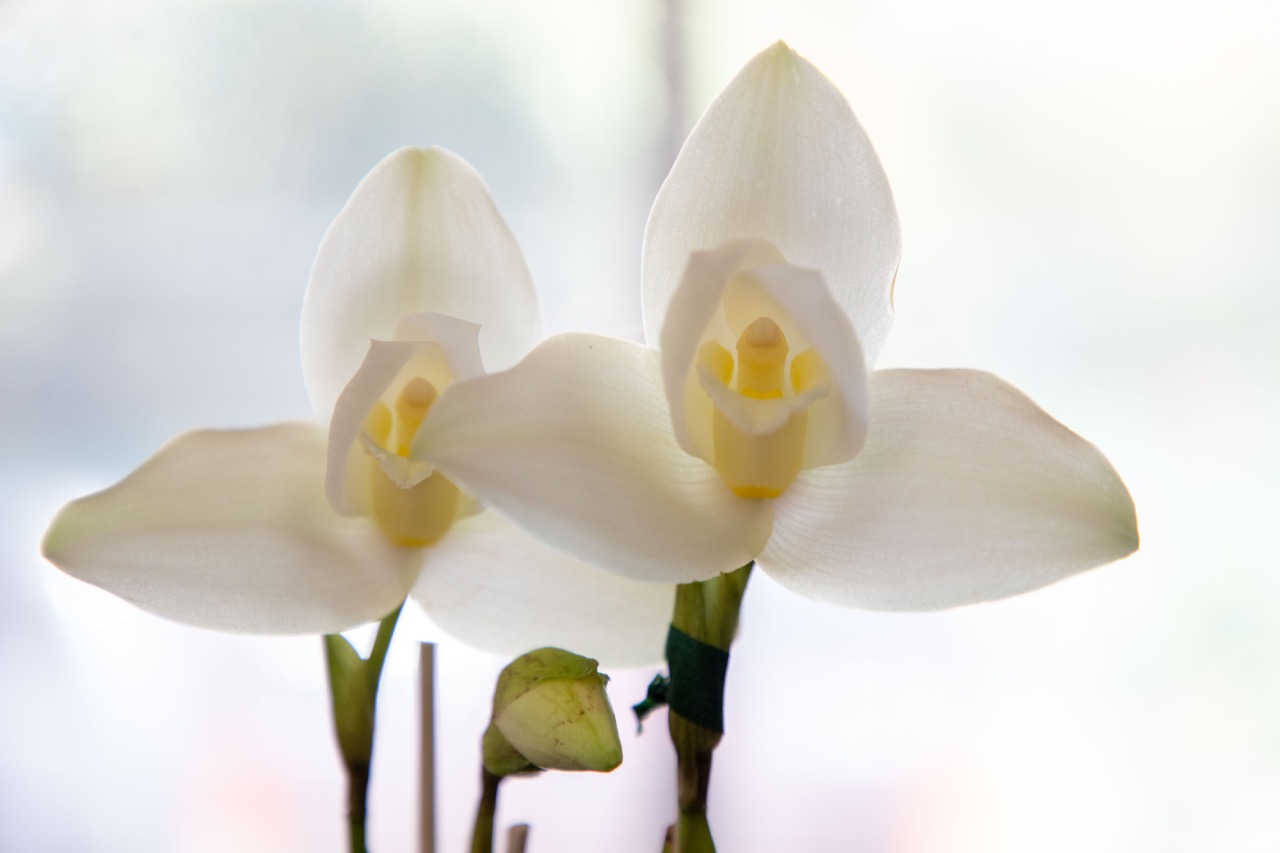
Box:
[696,315,831,498]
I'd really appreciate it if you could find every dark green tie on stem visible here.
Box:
[667,563,753,853]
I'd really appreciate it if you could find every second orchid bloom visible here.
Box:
[411,43,1139,607]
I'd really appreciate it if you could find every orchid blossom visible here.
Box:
[410,44,1139,608]
[42,147,672,664]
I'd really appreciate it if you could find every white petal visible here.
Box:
[42,424,420,634]
[416,333,770,583]
[643,42,901,367]
[761,370,1139,610]
[301,147,540,419]
[413,510,674,666]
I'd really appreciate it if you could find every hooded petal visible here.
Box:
[660,240,869,469]
[327,339,427,516]
[643,42,901,366]
[760,370,1139,610]
[42,424,420,634]
[413,510,674,666]
[300,146,540,419]
[326,313,484,516]
[415,333,771,583]
[659,238,785,462]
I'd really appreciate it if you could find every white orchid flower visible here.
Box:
[411,44,1139,609]
[42,147,672,664]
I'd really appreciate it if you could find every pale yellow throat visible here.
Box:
[700,317,826,499]
[363,377,461,547]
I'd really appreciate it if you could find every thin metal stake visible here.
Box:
[420,643,436,853]
[507,823,530,853]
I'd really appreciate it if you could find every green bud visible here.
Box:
[483,647,623,776]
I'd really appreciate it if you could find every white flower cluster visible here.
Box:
[42,44,1137,662]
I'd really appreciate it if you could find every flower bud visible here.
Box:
[482,647,623,776]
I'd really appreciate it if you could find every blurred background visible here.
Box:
[3,0,1277,850]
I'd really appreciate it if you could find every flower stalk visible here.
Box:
[324,603,403,853]
[469,768,504,853]
[667,563,752,853]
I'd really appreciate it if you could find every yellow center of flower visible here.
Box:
[699,317,826,498]
[363,377,461,547]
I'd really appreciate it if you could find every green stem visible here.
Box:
[668,563,752,853]
[345,761,369,852]
[367,603,399,675]
[325,603,404,853]
[469,768,503,853]
[673,805,713,853]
